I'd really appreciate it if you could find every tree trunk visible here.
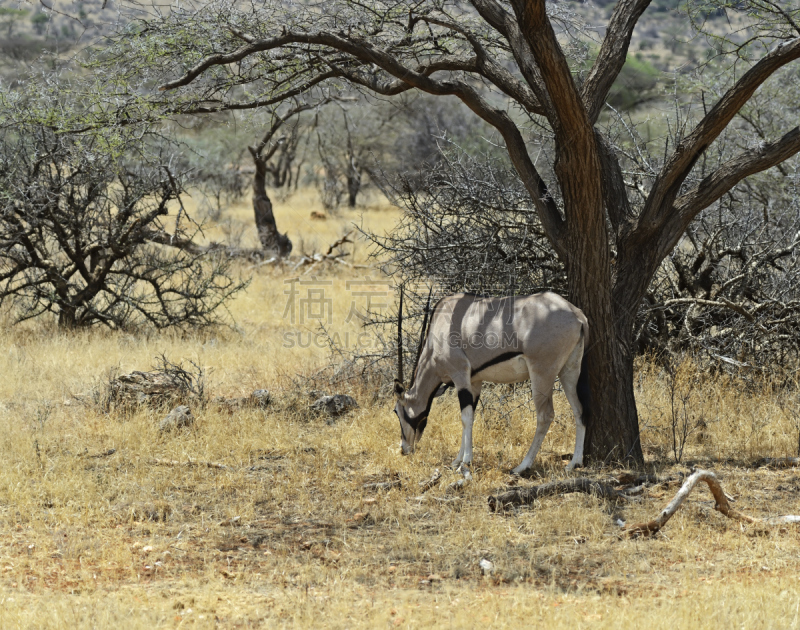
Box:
[58,304,77,328]
[249,148,292,257]
[346,156,361,208]
[565,248,644,466]
[582,319,642,465]
[555,122,644,466]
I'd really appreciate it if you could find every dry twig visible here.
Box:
[622,469,800,537]
[149,457,231,470]
[418,469,442,493]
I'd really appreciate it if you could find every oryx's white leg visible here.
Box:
[451,379,480,468]
[559,339,585,470]
[512,371,556,475]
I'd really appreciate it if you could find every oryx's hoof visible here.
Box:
[457,463,473,480]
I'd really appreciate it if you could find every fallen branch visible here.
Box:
[488,478,626,511]
[754,457,800,469]
[446,465,473,493]
[418,469,442,493]
[324,230,354,256]
[622,469,800,537]
[87,448,117,459]
[293,231,359,271]
[144,229,281,261]
[362,479,402,491]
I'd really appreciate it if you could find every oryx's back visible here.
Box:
[427,292,587,373]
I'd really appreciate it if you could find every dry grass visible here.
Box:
[1,191,800,629]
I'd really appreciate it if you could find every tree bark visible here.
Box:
[249,147,292,257]
[565,210,644,465]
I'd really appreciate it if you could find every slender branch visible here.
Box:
[469,0,553,116]
[581,0,652,123]
[420,14,545,115]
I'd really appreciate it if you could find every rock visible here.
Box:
[159,405,194,432]
[310,394,358,419]
[479,558,495,576]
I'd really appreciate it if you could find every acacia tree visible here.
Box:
[113,0,800,463]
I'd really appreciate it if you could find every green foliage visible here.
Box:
[31,12,48,36]
[607,54,662,110]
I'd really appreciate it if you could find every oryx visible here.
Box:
[393,291,591,473]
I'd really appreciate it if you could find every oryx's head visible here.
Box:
[392,287,433,455]
[393,379,422,455]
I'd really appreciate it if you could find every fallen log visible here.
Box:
[622,469,800,537]
[488,478,626,512]
[144,228,274,260]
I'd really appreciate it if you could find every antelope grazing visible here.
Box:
[393,291,591,474]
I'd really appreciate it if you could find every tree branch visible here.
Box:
[470,0,553,117]
[419,15,546,115]
[581,0,652,123]
[623,469,800,536]
[671,127,800,235]
[508,0,591,137]
[639,37,800,236]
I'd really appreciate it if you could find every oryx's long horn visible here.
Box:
[413,286,434,377]
[397,286,404,385]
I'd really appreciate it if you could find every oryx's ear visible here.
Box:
[393,379,405,398]
[433,384,449,398]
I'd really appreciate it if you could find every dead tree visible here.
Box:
[0,126,246,328]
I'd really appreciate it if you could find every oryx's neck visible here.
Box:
[404,351,440,417]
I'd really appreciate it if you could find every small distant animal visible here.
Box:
[393,290,591,474]
[310,211,327,220]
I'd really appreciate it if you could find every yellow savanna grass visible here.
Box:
[0,191,799,629]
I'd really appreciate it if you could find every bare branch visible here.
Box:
[581,0,652,123]
[623,469,800,537]
[671,127,800,232]
[639,37,800,237]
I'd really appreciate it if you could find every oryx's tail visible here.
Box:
[576,322,592,428]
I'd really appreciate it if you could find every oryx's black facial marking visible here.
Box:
[458,388,474,411]
[401,384,442,431]
[471,352,523,377]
